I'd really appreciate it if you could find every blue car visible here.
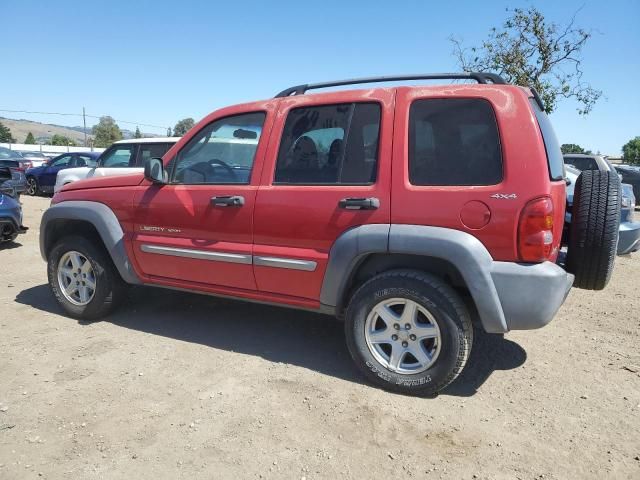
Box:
[0,188,27,244]
[25,151,101,196]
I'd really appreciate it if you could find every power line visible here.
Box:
[0,108,170,131]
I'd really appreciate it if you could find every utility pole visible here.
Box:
[83,107,87,147]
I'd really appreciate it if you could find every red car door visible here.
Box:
[131,101,276,290]
[252,89,394,301]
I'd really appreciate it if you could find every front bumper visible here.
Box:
[617,220,640,255]
[491,261,574,331]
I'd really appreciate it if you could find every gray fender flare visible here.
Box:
[40,200,141,285]
[319,224,508,333]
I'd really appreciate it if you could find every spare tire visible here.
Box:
[566,170,621,290]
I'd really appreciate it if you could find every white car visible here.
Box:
[54,137,179,193]
[18,151,50,168]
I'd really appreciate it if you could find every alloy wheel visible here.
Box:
[57,251,97,306]
[364,297,441,374]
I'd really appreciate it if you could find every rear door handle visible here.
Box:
[338,197,380,210]
[211,195,245,207]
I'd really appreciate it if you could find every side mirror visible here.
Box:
[144,157,166,184]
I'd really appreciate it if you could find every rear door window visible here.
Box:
[274,103,381,184]
[408,98,502,186]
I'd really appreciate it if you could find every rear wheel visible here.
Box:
[344,269,472,396]
[47,235,125,320]
[26,177,39,196]
[566,170,621,290]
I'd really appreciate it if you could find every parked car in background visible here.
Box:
[26,151,100,196]
[614,164,640,201]
[564,164,639,255]
[18,151,49,167]
[563,153,615,172]
[0,147,32,171]
[0,188,27,244]
[0,165,27,197]
[54,138,179,193]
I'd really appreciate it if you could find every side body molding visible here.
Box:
[319,224,508,333]
[40,200,141,285]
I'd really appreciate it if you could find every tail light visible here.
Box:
[518,196,555,262]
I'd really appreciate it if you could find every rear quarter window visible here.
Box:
[409,98,503,186]
[530,99,564,180]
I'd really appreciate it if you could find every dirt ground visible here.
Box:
[1,195,639,479]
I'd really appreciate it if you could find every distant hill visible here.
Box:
[0,117,91,144]
[0,117,160,144]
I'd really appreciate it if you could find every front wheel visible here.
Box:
[26,177,38,196]
[47,235,125,320]
[344,269,473,396]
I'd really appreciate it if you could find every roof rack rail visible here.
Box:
[274,72,507,98]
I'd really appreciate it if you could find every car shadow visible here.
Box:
[0,241,23,250]
[15,284,526,397]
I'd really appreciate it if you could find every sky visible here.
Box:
[1,0,638,155]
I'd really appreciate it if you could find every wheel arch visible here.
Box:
[40,201,141,285]
[319,224,508,333]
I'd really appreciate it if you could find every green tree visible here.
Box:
[24,132,36,144]
[134,126,142,138]
[561,143,584,154]
[173,118,195,137]
[622,137,640,165]
[0,121,15,142]
[92,116,123,147]
[50,134,77,146]
[450,7,601,114]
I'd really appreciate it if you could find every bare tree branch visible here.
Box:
[449,6,601,114]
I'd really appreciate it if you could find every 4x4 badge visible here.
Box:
[491,193,517,199]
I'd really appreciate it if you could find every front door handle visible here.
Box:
[211,195,245,207]
[338,197,380,210]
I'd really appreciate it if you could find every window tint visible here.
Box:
[564,156,597,172]
[0,160,19,168]
[274,103,381,184]
[138,143,173,167]
[100,146,136,168]
[50,155,73,167]
[409,98,502,186]
[530,99,564,180]
[172,112,265,185]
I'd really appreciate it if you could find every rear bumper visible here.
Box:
[490,261,574,331]
[617,220,640,255]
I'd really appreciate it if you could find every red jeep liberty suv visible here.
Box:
[40,73,620,395]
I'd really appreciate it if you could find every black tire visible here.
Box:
[566,170,621,290]
[47,235,125,320]
[344,269,473,396]
[26,177,39,196]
